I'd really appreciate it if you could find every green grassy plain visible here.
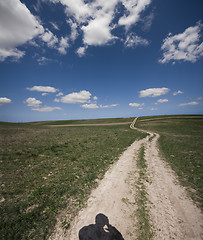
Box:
[136,115,203,210]
[31,117,134,125]
[0,120,146,240]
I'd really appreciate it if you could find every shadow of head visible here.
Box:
[95,213,109,227]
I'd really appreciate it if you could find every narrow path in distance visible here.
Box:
[49,117,203,240]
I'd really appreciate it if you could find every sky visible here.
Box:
[0,0,203,122]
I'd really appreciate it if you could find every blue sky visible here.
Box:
[0,0,203,122]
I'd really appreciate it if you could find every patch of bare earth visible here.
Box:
[49,118,203,240]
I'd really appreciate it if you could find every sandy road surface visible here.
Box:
[49,118,203,240]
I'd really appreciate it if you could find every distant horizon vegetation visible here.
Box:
[0,113,202,124]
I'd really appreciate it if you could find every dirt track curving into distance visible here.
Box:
[49,117,203,240]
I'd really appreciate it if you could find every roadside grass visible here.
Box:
[31,117,134,125]
[136,116,203,210]
[0,122,146,240]
[135,145,153,240]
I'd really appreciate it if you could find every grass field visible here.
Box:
[136,115,203,210]
[0,120,146,240]
[31,117,134,125]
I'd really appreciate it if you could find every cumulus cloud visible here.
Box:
[124,33,149,48]
[56,90,91,103]
[27,86,58,93]
[150,107,157,111]
[41,29,58,48]
[37,56,52,65]
[139,88,170,98]
[157,99,168,103]
[129,102,144,107]
[159,22,203,63]
[173,90,183,96]
[80,103,119,109]
[99,104,119,108]
[24,96,61,112]
[57,37,69,54]
[0,0,44,61]
[179,101,199,106]
[81,103,99,109]
[50,0,152,54]
[93,96,98,100]
[67,19,78,42]
[56,92,63,97]
[32,106,62,112]
[24,97,42,107]
[76,46,87,57]
[0,0,153,60]
[81,13,116,46]
[0,97,12,106]
[0,48,25,62]
[118,0,151,29]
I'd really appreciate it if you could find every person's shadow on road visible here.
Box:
[79,213,125,240]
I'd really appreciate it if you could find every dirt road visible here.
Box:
[49,118,203,240]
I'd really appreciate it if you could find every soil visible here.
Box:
[49,118,203,240]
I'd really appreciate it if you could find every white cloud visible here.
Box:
[56,90,91,103]
[157,99,168,103]
[57,37,69,54]
[27,86,58,93]
[179,101,199,107]
[99,104,119,108]
[159,22,203,63]
[139,88,170,98]
[129,102,144,107]
[81,102,119,109]
[41,29,58,48]
[24,97,42,107]
[0,97,12,106]
[81,103,99,109]
[50,0,152,53]
[76,46,87,57]
[50,22,59,30]
[0,48,25,62]
[0,0,153,60]
[118,0,152,29]
[93,96,98,100]
[173,90,183,96]
[124,33,149,48]
[142,12,154,31]
[37,56,52,65]
[67,19,78,42]
[150,107,157,111]
[42,93,48,96]
[56,92,63,97]
[32,106,62,112]
[81,13,116,46]
[0,0,44,61]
